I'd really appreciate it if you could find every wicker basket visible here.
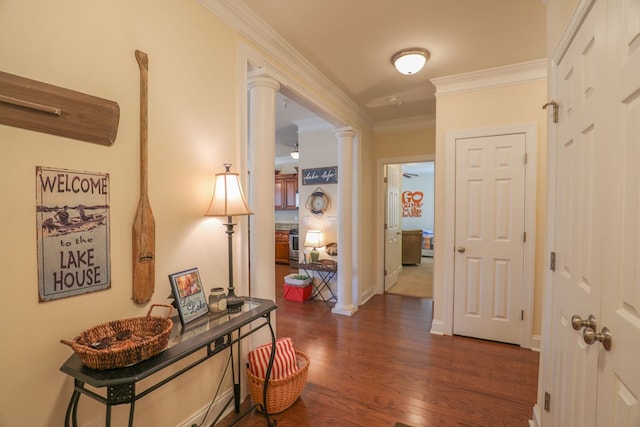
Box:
[61,304,173,370]
[247,350,310,414]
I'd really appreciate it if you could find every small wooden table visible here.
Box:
[299,261,337,306]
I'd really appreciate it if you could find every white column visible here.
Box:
[247,71,280,301]
[332,127,358,316]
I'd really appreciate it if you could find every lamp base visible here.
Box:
[226,293,244,313]
[310,248,319,263]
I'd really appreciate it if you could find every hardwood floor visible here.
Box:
[219,264,539,426]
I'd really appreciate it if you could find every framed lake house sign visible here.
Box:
[36,166,111,301]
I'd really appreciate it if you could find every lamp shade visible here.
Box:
[205,164,253,217]
[391,48,430,75]
[304,230,325,249]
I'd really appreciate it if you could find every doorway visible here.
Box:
[384,161,435,299]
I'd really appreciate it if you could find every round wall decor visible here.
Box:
[305,187,330,216]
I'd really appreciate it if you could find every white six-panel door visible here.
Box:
[596,0,640,423]
[548,1,605,423]
[542,0,640,425]
[453,133,525,345]
[384,164,402,290]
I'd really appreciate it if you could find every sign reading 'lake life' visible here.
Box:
[36,166,111,301]
[302,166,338,185]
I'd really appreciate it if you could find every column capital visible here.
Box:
[247,70,281,92]
[334,126,357,140]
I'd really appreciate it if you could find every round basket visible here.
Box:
[61,304,173,370]
[247,350,310,414]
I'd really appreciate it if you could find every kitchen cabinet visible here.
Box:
[275,173,297,210]
[275,230,290,264]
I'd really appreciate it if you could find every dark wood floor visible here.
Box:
[220,264,539,426]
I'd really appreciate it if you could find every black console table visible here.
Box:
[60,297,277,427]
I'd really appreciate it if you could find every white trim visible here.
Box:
[528,403,542,427]
[430,320,447,336]
[529,335,542,352]
[179,388,235,427]
[431,59,547,97]
[440,123,538,348]
[294,117,334,134]
[552,0,596,64]
[375,154,435,297]
[198,0,373,129]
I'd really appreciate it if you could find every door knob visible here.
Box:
[583,327,612,351]
[571,314,597,331]
[457,245,466,253]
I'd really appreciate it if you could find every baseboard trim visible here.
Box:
[179,388,236,427]
[430,319,446,335]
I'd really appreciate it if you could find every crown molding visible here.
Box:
[198,0,374,129]
[431,59,547,97]
[373,114,436,135]
[294,117,334,134]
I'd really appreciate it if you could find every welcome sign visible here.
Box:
[36,166,111,301]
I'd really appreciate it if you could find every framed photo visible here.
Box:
[168,268,209,326]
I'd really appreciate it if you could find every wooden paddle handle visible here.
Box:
[135,50,149,198]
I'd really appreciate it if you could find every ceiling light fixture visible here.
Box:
[391,48,430,75]
[290,143,299,160]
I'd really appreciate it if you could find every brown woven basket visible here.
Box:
[247,350,310,414]
[61,304,173,370]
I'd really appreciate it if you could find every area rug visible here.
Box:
[386,257,433,298]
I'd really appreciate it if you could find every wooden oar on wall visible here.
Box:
[132,50,155,304]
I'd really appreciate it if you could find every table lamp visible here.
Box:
[304,230,324,263]
[205,163,253,313]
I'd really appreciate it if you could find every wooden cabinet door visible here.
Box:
[275,174,298,210]
[275,231,290,264]
[274,179,284,209]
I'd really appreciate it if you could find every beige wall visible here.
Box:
[433,80,548,338]
[0,1,379,425]
[373,126,436,159]
[0,1,248,425]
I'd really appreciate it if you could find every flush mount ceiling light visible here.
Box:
[290,143,299,160]
[391,48,430,75]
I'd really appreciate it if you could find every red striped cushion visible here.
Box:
[248,337,298,380]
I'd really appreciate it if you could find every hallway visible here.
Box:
[220,264,539,426]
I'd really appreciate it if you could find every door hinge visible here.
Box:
[384,177,388,184]
[523,153,528,165]
[384,269,387,276]
[521,310,524,321]
[542,101,559,123]
[544,391,551,412]
[523,231,527,242]
[384,223,388,230]
[550,251,556,271]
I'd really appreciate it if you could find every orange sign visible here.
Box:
[402,191,423,217]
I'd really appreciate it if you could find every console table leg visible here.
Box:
[262,316,277,427]
[64,388,81,427]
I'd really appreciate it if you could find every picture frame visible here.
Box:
[168,268,209,326]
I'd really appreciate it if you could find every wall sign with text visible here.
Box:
[402,191,424,217]
[36,166,111,301]
[302,166,338,185]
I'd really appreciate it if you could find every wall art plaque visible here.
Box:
[36,166,111,301]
